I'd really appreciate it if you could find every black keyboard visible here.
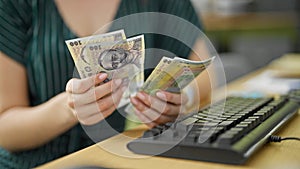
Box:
[127,90,300,164]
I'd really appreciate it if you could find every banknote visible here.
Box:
[163,56,215,92]
[65,30,126,78]
[85,35,145,107]
[141,57,173,93]
[141,57,174,94]
[66,29,213,114]
[141,56,215,94]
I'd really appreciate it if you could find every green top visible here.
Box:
[0,0,202,168]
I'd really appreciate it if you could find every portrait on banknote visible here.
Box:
[97,47,141,71]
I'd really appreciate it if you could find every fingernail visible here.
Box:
[114,79,122,86]
[137,92,145,100]
[98,74,107,80]
[156,92,165,99]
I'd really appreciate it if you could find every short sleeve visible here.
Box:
[0,0,31,66]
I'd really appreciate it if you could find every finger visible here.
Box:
[154,114,176,124]
[71,79,122,106]
[75,86,126,119]
[133,109,157,128]
[130,96,148,112]
[133,103,176,125]
[74,101,101,119]
[142,108,160,121]
[156,91,188,105]
[99,85,126,110]
[141,108,175,124]
[131,97,165,122]
[131,97,178,125]
[79,105,116,125]
[111,85,127,105]
[66,73,108,94]
[136,92,180,116]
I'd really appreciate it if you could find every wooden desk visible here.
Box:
[37,68,300,169]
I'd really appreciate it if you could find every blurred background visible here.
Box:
[191,0,300,82]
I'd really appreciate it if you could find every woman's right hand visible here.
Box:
[65,73,125,125]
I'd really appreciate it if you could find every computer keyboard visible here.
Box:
[127,90,300,164]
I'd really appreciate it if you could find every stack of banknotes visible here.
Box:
[65,29,214,109]
[141,56,214,95]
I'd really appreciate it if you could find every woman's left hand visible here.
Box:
[130,91,188,128]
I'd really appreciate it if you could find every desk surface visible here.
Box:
[37,67,300,169]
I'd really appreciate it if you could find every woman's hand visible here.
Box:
[66,73,125,125]
[130,91,188,128]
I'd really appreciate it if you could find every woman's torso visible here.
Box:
[0,0,200,168]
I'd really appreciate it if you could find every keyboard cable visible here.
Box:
[269,135,300,143]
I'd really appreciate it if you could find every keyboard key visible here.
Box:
[218,120,235,128]
[180,117,198,125]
